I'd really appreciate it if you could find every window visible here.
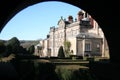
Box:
[85,43,91,51]
[96,44,100,52]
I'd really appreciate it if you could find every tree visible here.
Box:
[64,41,71,57]
[0,41,6,58]
[0,41,6,53]
[28,45,35,54]
[6,37,20,54]
[58,46,65,58]
[6,37,20,46]
[5,37,28,56]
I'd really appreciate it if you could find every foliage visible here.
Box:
[58,46,65,58]
[6,37,20,46]
[6,37,20,54]
[34,63,58,80]
[28,45,35,54]
[0,41,6,53]
[56,67,72,80]
[5,37,29,56]
[0,54,15,62]
[55,67,98,80]
[64,41,71,57]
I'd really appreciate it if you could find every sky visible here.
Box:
[0,1,81,40]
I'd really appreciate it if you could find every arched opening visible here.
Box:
[0,1,110,59]
[0,0,117,62]
[0,0,119,80]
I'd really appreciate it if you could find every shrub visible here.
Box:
[56,67,98,80]
[58,46,65,58]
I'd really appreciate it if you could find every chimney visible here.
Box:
[77,11,84,21]
[89,15,94,28]
[68,15,73,23]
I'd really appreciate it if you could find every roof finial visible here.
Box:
[61,16,63,19]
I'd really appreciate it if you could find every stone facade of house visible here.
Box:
[34,10,109,58]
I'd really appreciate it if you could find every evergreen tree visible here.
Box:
[6,37,20,54]
[58,46,65,58]
[28,45,35,54]
[6,37,20,46]
[5,37,28,56]
[0,41,6,53]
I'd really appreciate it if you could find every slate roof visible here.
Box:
[76,33,102,39]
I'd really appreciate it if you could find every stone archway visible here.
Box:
[0,1,119,80]
[0,0,117,63]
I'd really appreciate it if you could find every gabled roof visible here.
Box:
[57,17,70,26]
[57,17,64,25]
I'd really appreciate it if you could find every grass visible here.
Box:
[49,59,84,62]
[0,54,15,62]
[56,65,89,70]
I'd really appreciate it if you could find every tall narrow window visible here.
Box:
[85,43,91,51]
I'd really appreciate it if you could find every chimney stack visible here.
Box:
[68,15,73,23]
[77,11,84,21]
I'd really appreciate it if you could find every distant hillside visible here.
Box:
[0,39,40,49]
[20,40,39,49]
[0,39,7,43]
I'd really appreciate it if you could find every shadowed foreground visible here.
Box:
[0,59,98,80]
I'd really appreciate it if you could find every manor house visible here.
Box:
[34,10,109,58]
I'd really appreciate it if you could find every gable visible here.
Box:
[57,17,65,29]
